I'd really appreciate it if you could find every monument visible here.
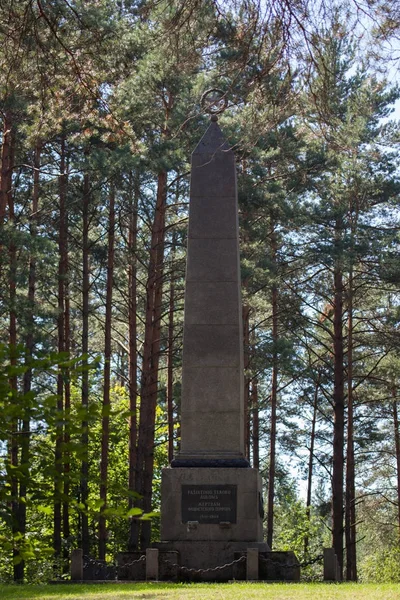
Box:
[154,91,298,582]
[118,92,299,582]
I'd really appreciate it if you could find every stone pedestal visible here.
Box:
[157,466,269,579]
[161,467,264,543]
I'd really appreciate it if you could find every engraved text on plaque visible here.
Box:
[181,485,237,524]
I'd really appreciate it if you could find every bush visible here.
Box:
[359,547,400,582]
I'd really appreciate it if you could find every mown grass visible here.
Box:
[1,582,400,600]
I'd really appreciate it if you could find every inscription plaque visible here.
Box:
[181,484,237,524]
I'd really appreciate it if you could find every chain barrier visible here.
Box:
[300,554,324,568]
[83,555,107,569]
[163,554,246,577]
[162,552,321,579]
[81,551,322,581]
[119,554,146,569]
[81,553,147,581]
[84,553,146,570]
[259,555,299,570]
[83,555,117,581]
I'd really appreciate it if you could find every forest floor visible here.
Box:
[1,582,400,600]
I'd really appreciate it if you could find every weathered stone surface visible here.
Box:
[82,558,114,581]
[184,282,239,325]
[185,238,239,283]
[258,551,300,581]
[323,547,339,581]
[246,548,259,580]
[161,467,263,542]
[180,366,241,413]
[174,118,245,464]
[155,540,269,581]
[183,324,241,368]
[180,411,243,456]
[238,491,263,517]
[159,551,179,581]
[70,549,83,581]
[188,195,237,239]
[190,152,237,198]
[146,548,159,581]
[156,119,272,582]
[190,122,229,156]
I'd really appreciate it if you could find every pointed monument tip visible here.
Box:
[193,119,230,155]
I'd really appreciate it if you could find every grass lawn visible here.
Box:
[1,583,400,600]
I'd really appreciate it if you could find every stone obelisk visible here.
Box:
[172,114,247,468]
[158,104,269,576]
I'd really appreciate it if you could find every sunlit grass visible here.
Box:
[1,583,400,600]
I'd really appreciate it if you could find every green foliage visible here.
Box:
[274,499,325,557]
[359,547,400,583]
[0,341,166,580]
[270,469,328,579]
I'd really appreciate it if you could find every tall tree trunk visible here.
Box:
[118,349,127,386]
[62,149,71,568]
[54,136,67,562]
[304,376,319,557]
[167,243,175,464]
[81,169,90,557]
[252,377,259,470]
[63,245,71,567]
[132,93,172,551]
[99,183,116,560]
[0,110,13,223]
[5,114,19,581]
[17,142,41,581]
[392,389,400,541]
[243,305,251,461]
[128,174,139,551]
[140,170,168,551]
[132,169,167,551]
[345,267,357,581]
[266,215,278,550]
[332,215,345,580]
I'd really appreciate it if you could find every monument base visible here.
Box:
[117,546,300,582]
[118,466,300,582]
[161,467,265,542]
[154,466,278,581]
[154,540,270,581]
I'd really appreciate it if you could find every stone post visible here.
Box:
[146,548,159,580]
[246,548,259,580]
[323,547,338,581]
[70,548,83,581]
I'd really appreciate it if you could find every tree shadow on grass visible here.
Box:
[0,584,182,600]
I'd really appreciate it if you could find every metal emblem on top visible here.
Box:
[200,89,228,121]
